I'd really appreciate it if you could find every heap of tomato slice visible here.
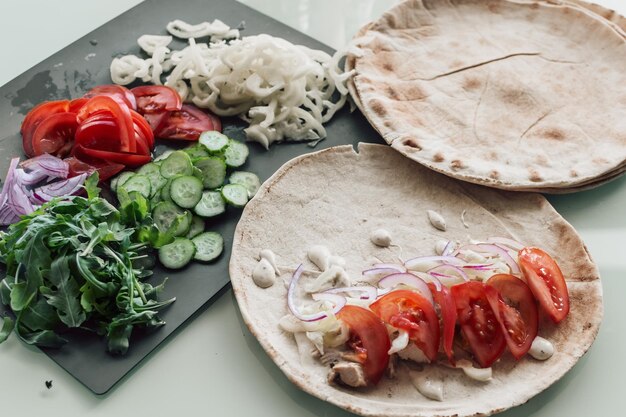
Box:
[334,247,570,385]
[20,85,221,181]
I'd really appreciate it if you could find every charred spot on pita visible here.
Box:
[433,152,445,162]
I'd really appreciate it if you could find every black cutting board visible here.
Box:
[0,0,381,394]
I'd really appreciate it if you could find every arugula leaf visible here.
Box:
[40,256,86,328]
[0,276,15,305]
[18,297,59,331]
[11,232,50,312]
[0,316,14,344]
[84,171,100,200]
[15,325,66,348]
[107,323,133,355]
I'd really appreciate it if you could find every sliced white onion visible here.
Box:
[311,292,347,308]
[428,264,469,284]
[378,273,433,305]
[324,286,378,301]
[486,237,524,251]
[455,243,520,275]
[404,255,463,269]
[288,264,343,322]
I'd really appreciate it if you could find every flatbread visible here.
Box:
[230,143,602,417]
[347,0,626,191]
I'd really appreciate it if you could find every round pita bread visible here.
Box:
[347,0,626,191]
[230,143,602,417]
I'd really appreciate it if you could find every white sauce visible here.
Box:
[409,369,444,402]
[308,245,331,271]
[388,330,409,355]
[455,359,492,382]
[529,336,555,360]
[259,249,280,274]
[252,258,275,288]
[370,228,392,247]
[427,210,446,231]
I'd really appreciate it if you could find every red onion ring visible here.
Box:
[324,286,378,301]
[32,173,88,202]
[288,264,343,322]
[404,255,463,269]
[454,243,520,275]
[486,237,524,251]
[441,240,455,256]
[311,292,347,309]
[462,263,495,270]
[377,272,433,305]
[428,264,469,285]
[20,154,69,178]
[363,263,406,276]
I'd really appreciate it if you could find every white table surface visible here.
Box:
[0,1,625,416]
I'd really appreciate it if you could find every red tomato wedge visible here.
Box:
[485,274,538,359]
[370,289,440,362]
[518,247,570,323]
[155,104,219,140]
[131,85,182,113]
[31,112,79,158]
[427,283,457,364]
[21,100,70,157]
[336,305,390,385]
[73,145,150,168]
[77,96,136,153]
[142,111,169,133]
[68,98,89,113]
[131,110,155,148]
[65,156,124,182]
[451,281,506,368]
[84,85,137,110]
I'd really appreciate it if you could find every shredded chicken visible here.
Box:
[328,361,367,387]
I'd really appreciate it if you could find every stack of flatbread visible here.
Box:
[346,0,626,193]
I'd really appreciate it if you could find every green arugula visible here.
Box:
[0,172,176,354]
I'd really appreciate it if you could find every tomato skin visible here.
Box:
[21,100,70,157]
[155,104,218,140]
[451,281,506,368]
[131,85,182,113]
[337,305,390,385]
[31,112,79,158]
[427,283,457,364]
[84,85,137,110]
[77,96,136,153]
[518,247,570,323]
[370,289,440,362]
[131,110,155,148]
[65,156,124,182]
[142,111,169,133]
[485,274,538,359]
[68,98,89,113]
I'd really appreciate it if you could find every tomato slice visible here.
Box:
[142,111,169,133]
[77,96,136,153]
[21,100,70,157]
[31,112,78,158]
[370,289,440,362]
[131,110,155,149]
[427,283,457,364]
[518,247,570,323]
[451,281,506,368]
[65,156,124,182]
[485,274,538,359]
[68,98,89,113]
[84,85,137,110]
[131,85,182,113]
[154,104,217,140]
[73,145,150,168]
[336,305,390,385]
[76,116,121,152]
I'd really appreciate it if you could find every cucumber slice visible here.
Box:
[152,201,191,236]
[186,215,205,239]
[192,232,223,262]
[160,151,193,178]
[184,143,210,160]
[159,238,195,269]
[224,140,249,168]
[194,191,226,217]
[160,176,177,202]
[170,176,203,208]
[221,184,249,208]
[194,156,227,189]
[120,174,151,199]
[229,171,261,197]
[192,166,203,180]
[150,191,163,209]
[200,131,229,153]
[137,163,167,197]
[154,149,174,162]
[111,171,134,192]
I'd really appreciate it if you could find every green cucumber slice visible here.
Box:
[192,232,223,262]
[170,176,203,208]
[159,238,195,269]
[221,184,249,208]
[224,140,249,168]
[199,131,229,153]
[194,191,226,217]
[160,151,193,178]
[111,171,135,192]
[137,162,167,197]
[228,171,261,197]
[152,201,191,236]
[194,156,227,189]
[186,215,205,239]
[184,143,210,160]
[120,174,151,199]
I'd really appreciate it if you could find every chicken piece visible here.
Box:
[328,361,367,387]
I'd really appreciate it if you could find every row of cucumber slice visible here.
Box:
[111,132,261,270]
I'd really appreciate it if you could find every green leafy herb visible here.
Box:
[0,185,175,354]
